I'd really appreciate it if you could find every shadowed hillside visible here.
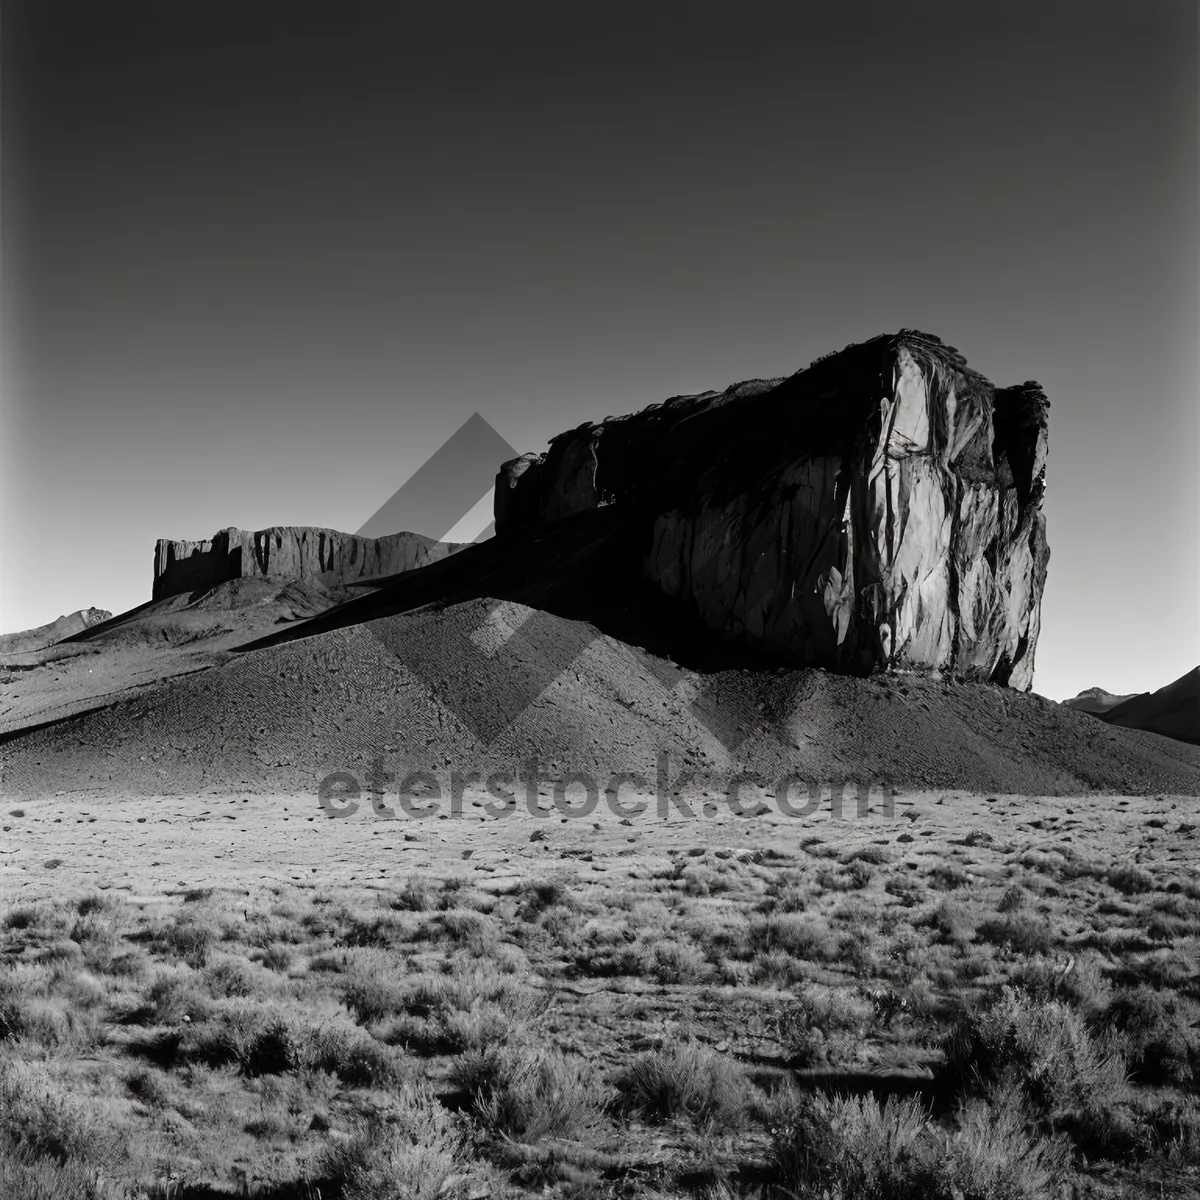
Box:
[1102,668,1200,746]
[3,599,1198,799]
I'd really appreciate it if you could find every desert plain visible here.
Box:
[1,782,1197,1199]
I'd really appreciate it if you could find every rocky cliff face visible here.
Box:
[153,527,468,602]
[495,330,1049,689]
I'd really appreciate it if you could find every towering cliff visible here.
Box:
[495,330,1049,689]
[153,527,468,602]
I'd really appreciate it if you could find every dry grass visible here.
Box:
[614,1039,752,1130]
[1,796,1197,1199]
[308,1082,487,1200]
[767,1088,1072,1200]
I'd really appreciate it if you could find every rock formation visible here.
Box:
[1062,687,1137,716]
[495,330,1050,689]
[0,608,113,655]
[1101,667,1200,746]
[153,527,468,602]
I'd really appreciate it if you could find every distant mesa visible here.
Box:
[0,608,112,655]
[152,526,471,602]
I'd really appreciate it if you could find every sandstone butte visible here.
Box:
[496,330,1049,690]
[151,330,1049,691]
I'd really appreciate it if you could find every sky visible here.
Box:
[2,0,1197,702]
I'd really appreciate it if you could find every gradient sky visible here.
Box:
[2,0,1197,702]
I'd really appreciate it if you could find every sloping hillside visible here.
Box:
[2,599,1198,799]
[0,608,111,655]
[1103,668,1200,746]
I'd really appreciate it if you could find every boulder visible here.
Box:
[493,330,1049,689]
[152,527,468,602]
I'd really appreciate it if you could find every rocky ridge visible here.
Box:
[152,526,468,601]
[1063,687,1138,716]
[0,608,113,656]
[1102,668,1200,746]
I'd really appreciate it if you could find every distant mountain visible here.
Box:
[1063,686,1138,715]
[1102,668,1200,747]
[0,608,112,655]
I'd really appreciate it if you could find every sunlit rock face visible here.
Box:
[495,330,1049,689]
[152,527,467,601]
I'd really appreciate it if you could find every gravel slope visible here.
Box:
[2,598,1197,799]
